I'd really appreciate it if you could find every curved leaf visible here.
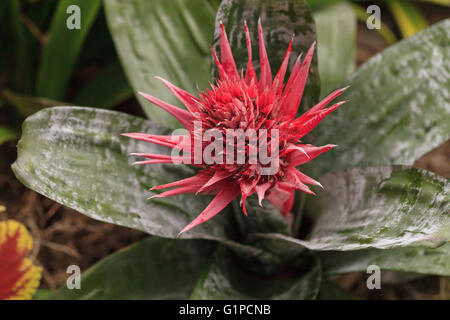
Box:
[12,107,234,240]
[104,0,216,128]
[320,243,450,277]
[387,0,428,38]
[36,0,102,100]
[213,0,320,112]
[190,247,322,299]
[48,238,216,299]
[0,126,19,145]
[303,166,450,250]
[312,19,450,177]
[71,60,132,109]
[251,166,449,252]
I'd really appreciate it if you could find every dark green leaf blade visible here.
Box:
[213,0,320,112]
[190,247,322,299]
[49,238,215,299]
[104,0,216,128]
[36,0,102,100]
[312,19,450,177]
[12,107,234,240]
[1,89,68,116]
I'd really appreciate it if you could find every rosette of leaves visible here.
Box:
[11,0,449,299]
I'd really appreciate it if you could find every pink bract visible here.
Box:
[123,19,348,235]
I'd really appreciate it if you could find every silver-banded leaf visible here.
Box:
[213,0,320,112]
[190,247,322,300]
[314,2,356,97]
[320,243,450,277]
[104,0,216,128]
[312,19,450,177]
[48,238,216,299]
[249,166,449,251]
[72,60,132,109]
[303,166,450,250]
[12,107,233,240]
[1,89,68,116]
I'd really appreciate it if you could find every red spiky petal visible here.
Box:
[124,21,347,235]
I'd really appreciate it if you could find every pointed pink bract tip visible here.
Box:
[125,19,346,234]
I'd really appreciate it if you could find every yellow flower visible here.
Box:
[0,220,42,300]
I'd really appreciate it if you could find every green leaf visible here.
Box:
[49,238,216,299]
[303,166,450,251]
[251,166,449,252]
[312,19,450,177]
[387,0,428,38]
[9,0,35,93]
[104,0,216,128]
[213,0,320,112]
[190,246,322,299]
[320,243,450,277]
[36,0,102,100]
[71,60,132,109]
[314,3,356,96]
[0,126,19,145]
[1,89,68,116]
[12,107,234,240]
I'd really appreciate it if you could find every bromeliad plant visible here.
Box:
[11,0,450,299]
[123,20,347,236]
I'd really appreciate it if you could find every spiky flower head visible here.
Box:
[124,20,347,235]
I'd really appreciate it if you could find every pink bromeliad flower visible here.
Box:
[124,20,347,235]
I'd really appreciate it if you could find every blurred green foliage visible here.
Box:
[0,0,132,146]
